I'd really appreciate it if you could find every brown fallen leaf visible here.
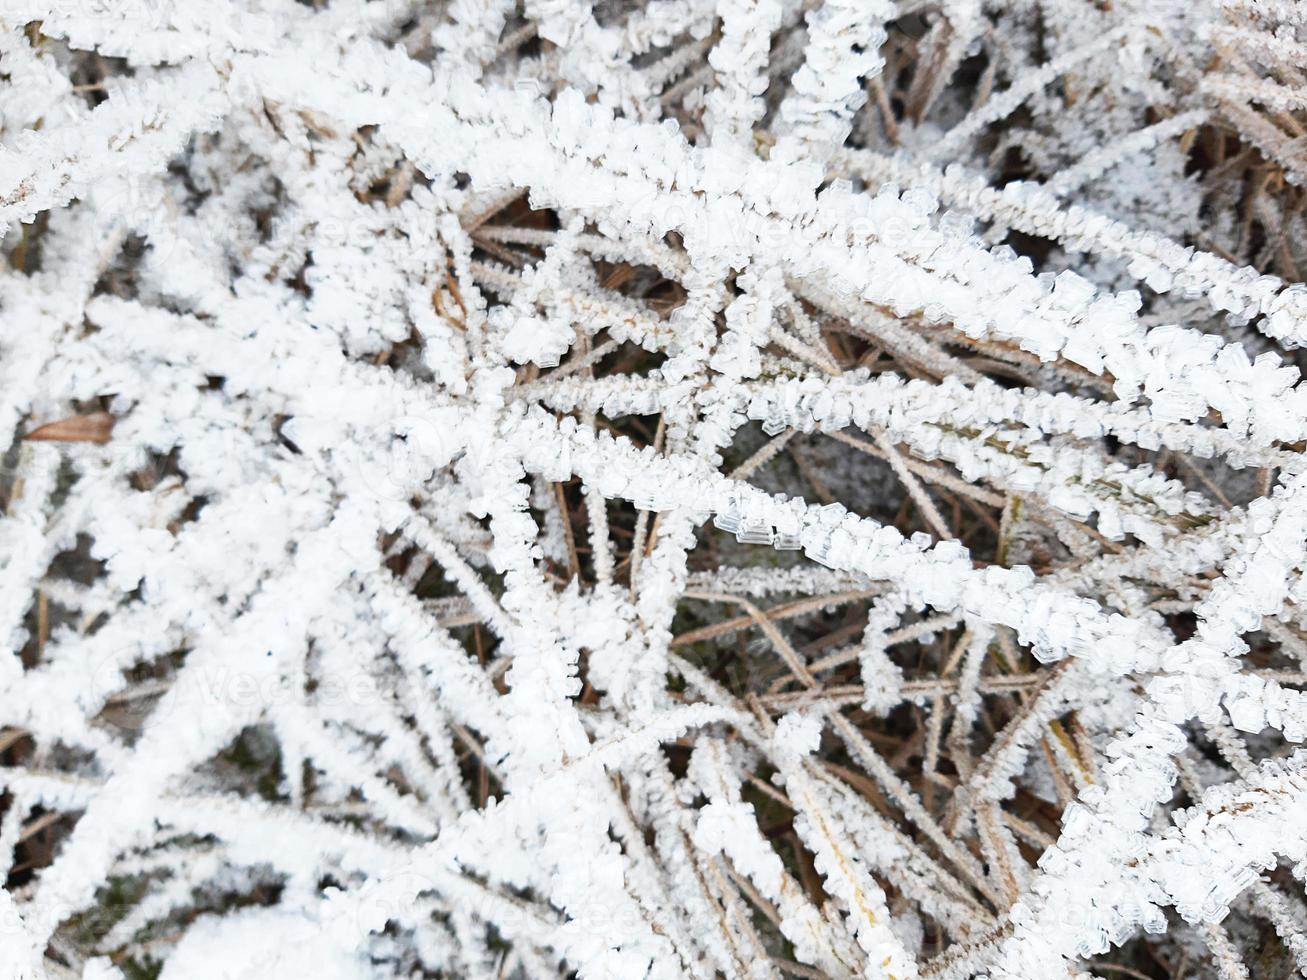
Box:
[24,411,114,445]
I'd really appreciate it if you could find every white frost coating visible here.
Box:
[2,1,1307,979]
[158,908,377,980]
[774,711,823,756]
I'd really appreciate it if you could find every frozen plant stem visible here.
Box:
[3,2,1307,979]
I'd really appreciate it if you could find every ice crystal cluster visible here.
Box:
[8,0,1307,978]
